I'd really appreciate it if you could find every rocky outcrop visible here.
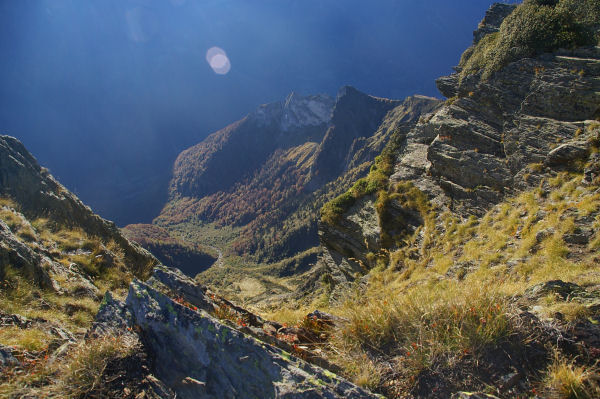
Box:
[307,87,403,186]
[0,136,157,278]
[0,219,56,290]
[427,46,600,215]
[472,3,517,44]
[93,266,380,398]
[315,4,600,296]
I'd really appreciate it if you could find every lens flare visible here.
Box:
[206,47,231,75]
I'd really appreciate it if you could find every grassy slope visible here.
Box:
[265,2,600,390]
[0,199,151,396]
[268,168,600,397]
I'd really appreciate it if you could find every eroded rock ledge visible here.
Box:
[93,266,380,399]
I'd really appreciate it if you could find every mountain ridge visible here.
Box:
[144,87,441,305]
[2,1,600,397]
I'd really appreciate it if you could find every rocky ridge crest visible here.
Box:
[91,266,380,398]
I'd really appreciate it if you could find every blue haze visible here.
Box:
[0,0,518,225]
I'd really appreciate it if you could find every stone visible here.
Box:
[90,291,134,336]
[0,220,56,290]
[499,372,521,391]
[0,345,19,367]
[563,228,591,245]
[451,393,500,399]
[524,280,589,301]
[535,228,555,244]
[583,152,600,185]
[124,278,379,399]
[472,3,517,44]
[545,143,589,166]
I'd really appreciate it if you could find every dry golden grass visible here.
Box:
[0,334,138,398]
[0,200,136,355]
[328,282,513,386]
[0,326,51,352]
[542,354,600,399]
[268,171,600,394]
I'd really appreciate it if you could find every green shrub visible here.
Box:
[320,154,394,225]
[460,0,599,81]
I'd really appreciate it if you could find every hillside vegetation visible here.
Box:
[121,224,217,278]
[145,91,440,303]
[304,171,599,397]
[459,0,599,81]
[2,1,600,397]
[264,1,600,397]
[0,135,158,397]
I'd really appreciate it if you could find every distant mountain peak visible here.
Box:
[251,92,334,132]
[336,85,361,99]
[281,92,334,131]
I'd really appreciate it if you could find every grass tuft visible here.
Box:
[542,354,600,398]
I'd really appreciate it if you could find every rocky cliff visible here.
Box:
[0,136,160,396]
[298,2,600,396]
[0,136,157,279]
[316,2,600,299]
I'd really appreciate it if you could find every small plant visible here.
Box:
[330,283,513,388]
[60,334,137,394]
[541,354,600,398]
[320,153,393,225]
[0,326,51,352]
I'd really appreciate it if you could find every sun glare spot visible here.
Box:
[206,47,231,75]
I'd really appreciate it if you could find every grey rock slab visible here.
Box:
[472,3,517,44]
[545,143,589,166]
[148,265,267,328]
[126,279,379,399]
[0,220,56,290]
[524,280,591,301]
[0,345,20,367]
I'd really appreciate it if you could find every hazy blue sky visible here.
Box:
[0,0,519,224]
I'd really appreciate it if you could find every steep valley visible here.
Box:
[2,1,600,398]
[146,88,441,304]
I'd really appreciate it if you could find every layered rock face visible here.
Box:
[429,46,600,214]
[93,266,380,399]
[472,3,517,44]
[316,8,600,296]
